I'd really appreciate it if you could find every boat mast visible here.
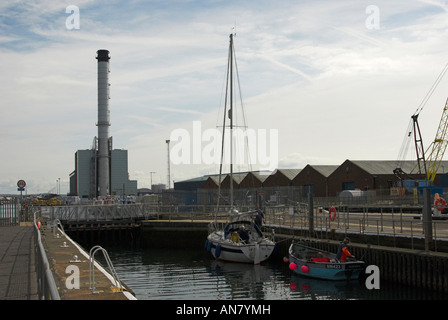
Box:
[229,33,234,211]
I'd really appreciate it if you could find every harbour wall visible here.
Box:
[61,220,448,293]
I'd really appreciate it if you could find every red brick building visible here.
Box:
[263,169,301,187]
[326,160,417,196]
[292,165,338,197]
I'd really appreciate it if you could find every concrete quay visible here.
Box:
[0,221,136,300]
[39,224,136,300]
[0,224,38,300]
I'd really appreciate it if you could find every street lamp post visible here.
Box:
[166,140,170,189]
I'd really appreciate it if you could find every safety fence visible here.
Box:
[37,199,448,252]
[0,199,35,226]
[264,205,448,252]
[46,203,249,222]
[0,199,19,226]
[33,211,60,300]
[160,187,428,207]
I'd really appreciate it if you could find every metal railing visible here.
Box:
[39,199,448,252]
[0,198,20,226]
[48,203,230,222]
[263,204,448,250]
[33,212,60,300]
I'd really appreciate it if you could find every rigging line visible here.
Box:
[215,54,230,132]
[396,118,413,168]
[414,62,448,116]
[232,36,254,174]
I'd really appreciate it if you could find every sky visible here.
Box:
[2,0,448,195]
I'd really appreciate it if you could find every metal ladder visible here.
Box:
[89,245,123,295]
[50,218,64,238]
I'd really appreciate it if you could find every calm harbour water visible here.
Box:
[101,246,448,301]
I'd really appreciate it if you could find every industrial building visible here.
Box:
[69,50,137,199]
[172,159,448,204]
[292,165,339,197]
[70,149,137,199]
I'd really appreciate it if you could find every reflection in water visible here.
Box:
[108,248,289,300]
[288,274,366,300]
[105,247,448,300]
[206,260,286,300]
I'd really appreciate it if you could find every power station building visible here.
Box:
[69,50,137,199]
[70,148,137,199]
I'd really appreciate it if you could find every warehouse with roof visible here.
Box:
[262,169,301,187]
[292,165,339,197]
[172,159,448,204]
[326,159,448,197]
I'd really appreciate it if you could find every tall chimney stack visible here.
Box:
[96,49,111,197]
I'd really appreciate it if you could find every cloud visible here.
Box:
[155,106,206,115]
[255,54,314,83]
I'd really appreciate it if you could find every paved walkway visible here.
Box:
[0,225,38,300]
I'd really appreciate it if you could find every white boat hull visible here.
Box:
[206,234,276,264]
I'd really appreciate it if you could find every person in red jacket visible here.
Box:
[336,237,355,262]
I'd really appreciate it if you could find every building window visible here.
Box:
[342,182,355,190]
[304,184,314,197]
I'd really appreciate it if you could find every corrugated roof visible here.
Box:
[276,169,301,180]
[349,160,448,175]
[349,160,414,175]
[251,172,270,182]
[207,175,222,184]
[176,174,220,183]
[223,172,248,184]
[309,165,339,177]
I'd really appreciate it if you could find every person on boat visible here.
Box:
[254,209,264,228]
[336,237,355,262]
[237,227,249,242]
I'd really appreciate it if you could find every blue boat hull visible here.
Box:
[288,243,365,281]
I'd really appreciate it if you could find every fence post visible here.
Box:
[422,188,434,251]
[308,190,314,238]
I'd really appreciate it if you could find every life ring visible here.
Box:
[435,197,447,211]
[329,206,337,221]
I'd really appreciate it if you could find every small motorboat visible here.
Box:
[287,242,365,281]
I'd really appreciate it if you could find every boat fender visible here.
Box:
[301,265,309,273]
[215,244,221,258]
[36,220,41,230]
[329,206,337,221]
[289,262,297,271]
[231,232,239,243]
[205,240,212,252]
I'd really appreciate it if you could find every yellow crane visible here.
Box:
[394,63,448,183]
[425,98,448,182]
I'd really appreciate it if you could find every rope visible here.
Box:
[413,62,448,117]
[395,62,448,170]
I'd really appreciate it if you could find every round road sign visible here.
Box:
[17,180,26,188]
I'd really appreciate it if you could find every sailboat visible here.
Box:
[205,34,277,264]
